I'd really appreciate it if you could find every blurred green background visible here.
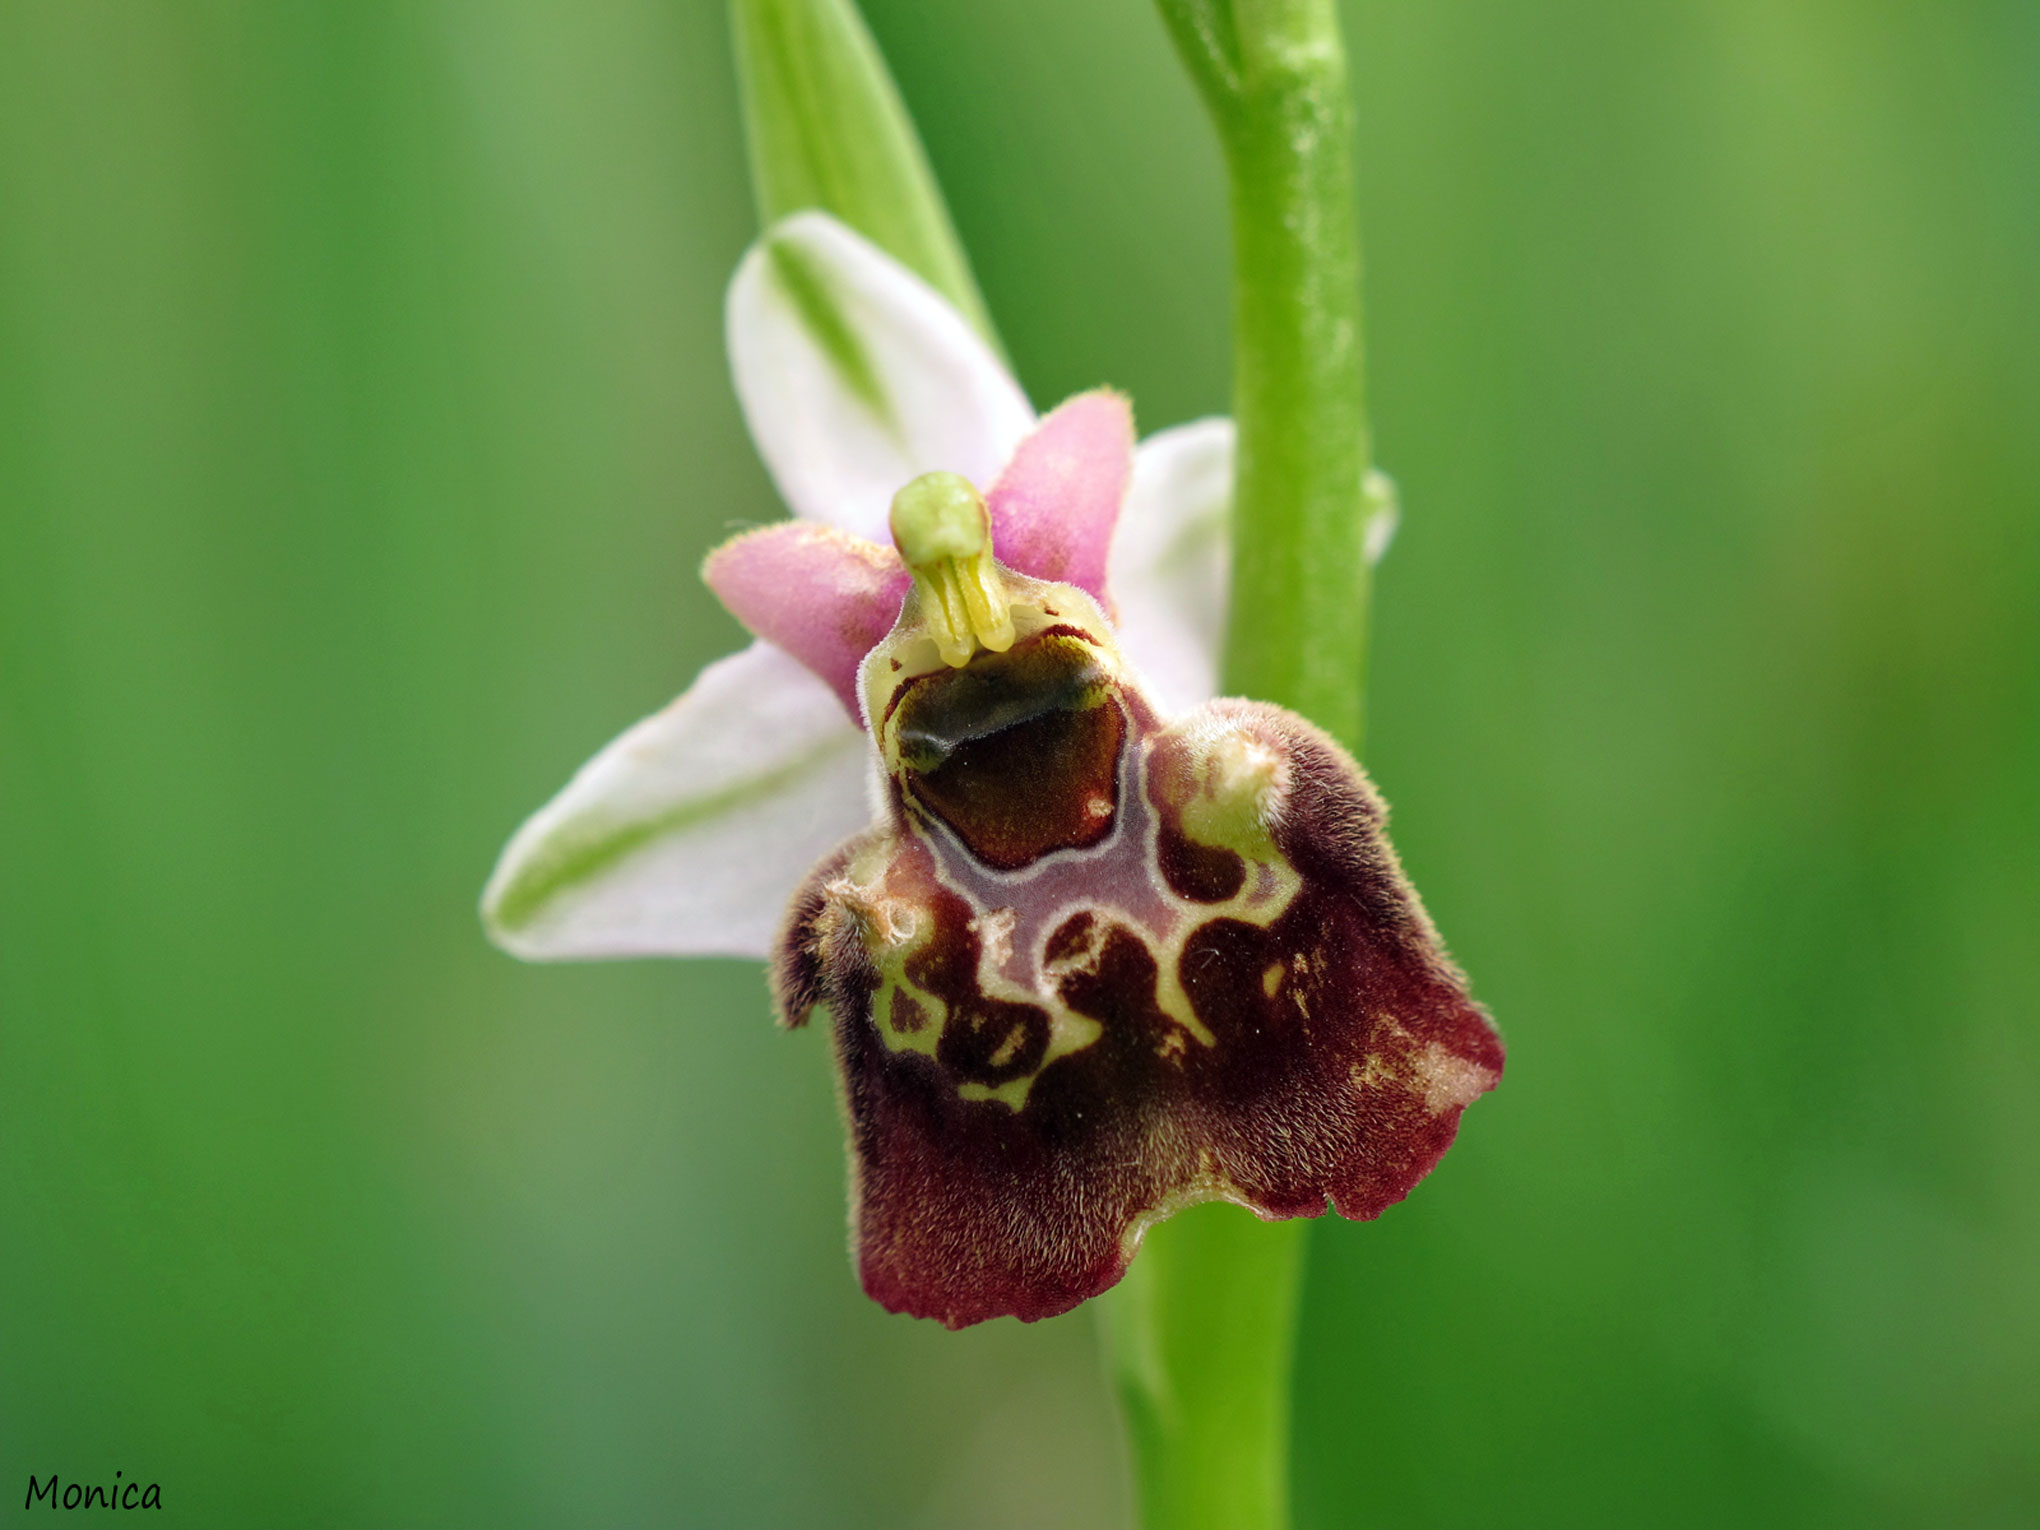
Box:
[4,1,2036,1525]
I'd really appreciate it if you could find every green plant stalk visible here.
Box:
[1102,3,1374,1528]
[1099,1210,1308,1530]
[729,0,1002,351]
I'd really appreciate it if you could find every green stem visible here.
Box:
[1208,0,1373,747]
[1100,1210,1307,1530]
[1104,3,1373,1527]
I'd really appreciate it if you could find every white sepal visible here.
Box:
[727,212,1034,544]
[1109,418,1234,713]
[482,641,870,960]
[1109,422,1401,713]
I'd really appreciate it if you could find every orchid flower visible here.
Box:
[482,211,1500,1328]
[483,213,1236,961]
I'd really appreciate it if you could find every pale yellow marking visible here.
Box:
[1120,712,1307,1059]
[1353,1053,1401,1091]
[1414,1040,1495,1115]
[863,568,1128,765]
[875,984,943,1059]
[956,1077,1032,1108]
[1174,723,1289,861]
[823,864,923,950]
[969,906,1017,970]
[873,893,1109,1111]
[971,943,1103,1107]
[824,845,945,1061]
[1041,914,1110,981]
[943,709,1318,1083]
[1262,961,1286,998]
[847,584,1139,1109]
[846,618,1337,1114]
[1348,1021,1492,1115]
[1151,959,1218,1050]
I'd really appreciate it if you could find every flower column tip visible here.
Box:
[889,472,1015,667]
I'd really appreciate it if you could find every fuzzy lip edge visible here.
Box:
[794,610,1501,1327]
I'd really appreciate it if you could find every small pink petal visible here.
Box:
[987,390,1134,602]
[703,524,910,722]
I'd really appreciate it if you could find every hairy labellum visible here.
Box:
[774,565,1503,1329]
[474,225,1490,1330]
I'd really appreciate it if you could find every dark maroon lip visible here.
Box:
[776,672,1502,1329]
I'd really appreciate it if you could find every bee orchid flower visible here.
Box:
[482,211,1501,1328]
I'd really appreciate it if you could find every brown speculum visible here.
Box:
[894,632,1124,871]
[772,563,1504,1329]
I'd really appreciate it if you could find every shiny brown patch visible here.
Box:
[895,634,1126,871]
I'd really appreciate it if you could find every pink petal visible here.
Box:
[702,524,910,722]
[986,390,1134,602]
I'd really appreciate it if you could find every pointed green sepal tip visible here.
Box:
[729,0,1001,353]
